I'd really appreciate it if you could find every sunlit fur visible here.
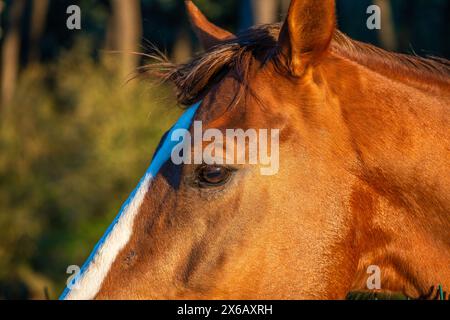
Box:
[91,0,449,299]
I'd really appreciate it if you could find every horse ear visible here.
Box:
[185,1,235,50]
[278,0,336,76]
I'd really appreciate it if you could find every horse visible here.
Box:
[61,0,450,300]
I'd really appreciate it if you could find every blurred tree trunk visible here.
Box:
[28,0,49,63]
[172,29,192,64]
[251,0,279,24]
[373,0,397,51]
[280,0,290,17]
[110,0,143,79]
[1,0,26,108]
[241,0,279,29]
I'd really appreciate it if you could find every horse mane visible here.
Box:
[144,23,450,105]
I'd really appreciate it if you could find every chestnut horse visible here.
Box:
[61,0,450,300]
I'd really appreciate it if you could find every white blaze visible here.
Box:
[63,174,153,300]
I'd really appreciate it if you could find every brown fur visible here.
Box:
[95,0,450,299]
[143,24,449,106]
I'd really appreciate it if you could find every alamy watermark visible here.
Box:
[367,5,381,30]
[66,5,81,30]
[66,265,81,290]
[367,265,382,290]
[170,121,280,176]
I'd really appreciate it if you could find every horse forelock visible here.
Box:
[143,23,449,107]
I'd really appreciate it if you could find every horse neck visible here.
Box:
[321,55,450,294]
[325,53,449,208]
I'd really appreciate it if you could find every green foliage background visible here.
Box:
[0,40,180,298]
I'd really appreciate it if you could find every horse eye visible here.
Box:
[197,165,232,187]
